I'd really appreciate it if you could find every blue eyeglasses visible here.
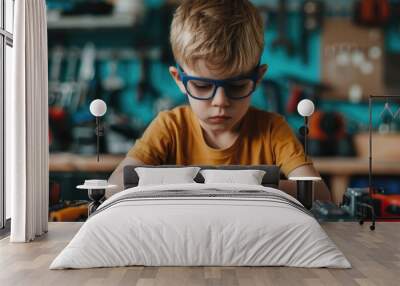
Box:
[177,63,261,100]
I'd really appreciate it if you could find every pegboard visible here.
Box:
[321,18,384,102]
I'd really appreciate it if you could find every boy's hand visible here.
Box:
[284,165,332,202]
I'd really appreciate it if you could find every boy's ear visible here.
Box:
[256,64,268,85]
[169,66,186,94]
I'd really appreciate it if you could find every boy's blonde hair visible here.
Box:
[170,0,264,76]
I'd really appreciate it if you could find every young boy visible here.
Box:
[108,0,330,200]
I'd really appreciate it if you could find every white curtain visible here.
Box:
[8,0,49,242]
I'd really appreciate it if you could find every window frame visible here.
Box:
[0,0,13,232]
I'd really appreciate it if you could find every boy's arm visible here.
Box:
[105,111,174,198]
[106,156,144,198]
[270,115,331,202]
[283,164,332,202]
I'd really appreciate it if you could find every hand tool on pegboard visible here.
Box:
[261,79,284,114]
[353,0,390,27]
[300,0,324,64]
[272,0,295,56]
[136,51,160,102]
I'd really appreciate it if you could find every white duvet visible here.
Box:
[50,183,351,269]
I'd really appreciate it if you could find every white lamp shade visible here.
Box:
[297,99,315,117]
[90,99,107,117]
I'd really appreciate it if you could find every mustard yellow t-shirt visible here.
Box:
[128,105,312,177]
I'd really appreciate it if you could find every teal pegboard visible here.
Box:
[386,26,400,52]
[263,14,320,82]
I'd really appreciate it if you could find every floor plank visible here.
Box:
[0,222,399,286]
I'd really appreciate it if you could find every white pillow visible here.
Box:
[135,167,201,186]
[200,169,266,185]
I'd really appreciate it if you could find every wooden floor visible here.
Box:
[0,222,399,286]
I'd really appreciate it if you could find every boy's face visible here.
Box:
[169,59,267,133]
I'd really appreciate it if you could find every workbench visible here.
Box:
[49,153,400,205]
[313,158,400,204]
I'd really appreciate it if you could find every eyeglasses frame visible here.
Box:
[176,63,261,100]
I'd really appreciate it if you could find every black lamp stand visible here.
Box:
[296,116,314,210]
[95,116,104,162]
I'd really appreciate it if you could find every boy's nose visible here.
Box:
[211,87,230,107]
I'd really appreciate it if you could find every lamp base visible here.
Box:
[87,188,105,216]
[297,180,314,210]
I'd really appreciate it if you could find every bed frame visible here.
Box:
[123,165,281,190]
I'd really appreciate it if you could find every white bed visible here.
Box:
[50,183,351,269]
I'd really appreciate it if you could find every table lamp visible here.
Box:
[290,99,320,210]
[76,99,116,216]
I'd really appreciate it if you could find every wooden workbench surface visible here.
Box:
[49,153,400,205]
[313,157,400,175]
[49,153,400,173]
[1,222,399,286]
[50,153,124,172]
